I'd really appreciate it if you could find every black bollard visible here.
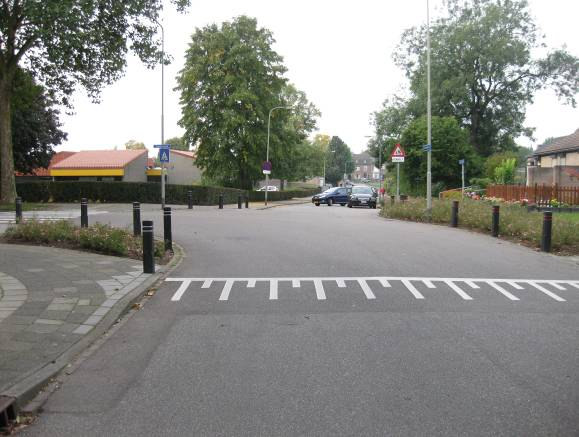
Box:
[491,205,500,237]
[219,194,224,209]
[245,196,249,209]
[390,195,395,206]
[80,198,88,228]
[133,202,141,236]
[450,200,459,227]
[142,220,155,274]
[238,195,242,209]
[163,207,173,252]
[541,211,552,252]
[187,191,193,209]
[15,197,22,223]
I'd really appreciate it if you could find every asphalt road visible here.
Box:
[22,203,579,436]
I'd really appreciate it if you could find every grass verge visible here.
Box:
[0,202,56,212]
[1,220,169,262]
[380,198,579,255]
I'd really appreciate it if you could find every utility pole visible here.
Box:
[154,18,166,209]
[265,106,291,206]
[426,0,433,213]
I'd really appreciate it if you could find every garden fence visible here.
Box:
[486,184,579,206]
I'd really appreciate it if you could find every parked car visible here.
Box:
[348,185,377,209]
[312,187,349,206]
[256,186,278,192]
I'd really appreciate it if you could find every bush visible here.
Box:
[15,181,320,205]
[2,220,168,260]
[381,198,579,253]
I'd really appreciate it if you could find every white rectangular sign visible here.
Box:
[392,156,405,163]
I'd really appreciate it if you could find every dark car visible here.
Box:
[347,185,377,209]
[312,187,349,206]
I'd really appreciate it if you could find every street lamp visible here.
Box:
[153,18,166,209]
[265,106,292,206]
[426,0,433,213]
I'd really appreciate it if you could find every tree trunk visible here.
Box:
[0,76,16,203]
[470,111,482,156]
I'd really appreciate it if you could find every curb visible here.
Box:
[255,199,312,210]
[0,243,184,414]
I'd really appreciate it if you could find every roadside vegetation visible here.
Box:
[380,198,579,254]
[1,221,168,262]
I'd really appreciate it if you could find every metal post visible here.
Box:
[80,198,88,228]
[219,194,224,209]
[462,162,465,197]
[541,211,552,252]
[426,0,432,212]
[142,220,155,274]
[265,106,292,206]
[451,200,459,227]
[378,146,383,198]
[238,195,242,209]
[396,163,400,201]
[491,205,500,237]
[133,202,141,236]
[187,191,193,209]
[15,197,22,223]
[153,18,166,210]
[245,195,249,209]
[163,207,172,252]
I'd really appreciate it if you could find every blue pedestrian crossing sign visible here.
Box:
[159,147,170,163]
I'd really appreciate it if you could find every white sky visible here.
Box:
[58,0,579,155]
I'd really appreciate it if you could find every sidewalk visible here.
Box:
[0,244,166,412]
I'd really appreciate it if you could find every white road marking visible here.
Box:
[549,282,566,291]
[445,281,473,300]
[314,279,326,300]
[164,277,578,303]
[488,282,519,301]
[401,280,425,299]
[219,280,234,301]
[270,280,278,300]
[379,278,391,288]
[170,279,192,301]
[529,282,566,302]
[358,279,376,299]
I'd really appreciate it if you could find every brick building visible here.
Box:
[527,128,579,187]
[352,151,381,181]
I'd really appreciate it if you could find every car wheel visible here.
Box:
[340,203,345,206]
[371,203,377,209]
[347,203,352,208]
[327,198,333,206]
[315,202,320,206]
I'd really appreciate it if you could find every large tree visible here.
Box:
[165,136,189,151]
[391,0,578,156]
[325,136,354,186]
[177,16,318,189]
[12,68,66,174]
[0,0,190,202]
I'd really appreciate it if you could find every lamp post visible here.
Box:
[426,0,433,213]
[153,18,166,209]
[265,106,292,206]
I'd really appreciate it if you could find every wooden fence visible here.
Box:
[486,184,579,205]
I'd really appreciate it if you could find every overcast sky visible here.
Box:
[57,0,579,155]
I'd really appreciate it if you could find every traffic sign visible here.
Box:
[422,144,432,152]
[159,148,170,163]
[391,143,405,163]
[262,161,272,174]
[154,144,171,149]
[458,159,465,165]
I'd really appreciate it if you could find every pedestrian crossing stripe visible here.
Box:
[165,277,579,302]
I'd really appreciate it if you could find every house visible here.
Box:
[50,150,148,182]
[146,149,203,185]
[527,128,579,187]
[15,151,76,181]
[352,151,382,181]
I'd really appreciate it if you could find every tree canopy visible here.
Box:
[324,136,354,186]
[383,0,578,157]
[12,69,66,174]
[124,140,146,150]
[165,136,189,151]
[0,0,191,202]
[177,16,319,189]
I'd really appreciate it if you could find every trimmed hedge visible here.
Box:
[15,181,320,205]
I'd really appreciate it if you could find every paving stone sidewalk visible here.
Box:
[0,244,152,396]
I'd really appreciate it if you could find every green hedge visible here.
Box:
[15,181,320,205]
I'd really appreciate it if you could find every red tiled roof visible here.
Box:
[52,150,147,169]
[171,149,196,159]
[15,151,77,176]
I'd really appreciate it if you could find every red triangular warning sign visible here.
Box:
[391,143,405,157]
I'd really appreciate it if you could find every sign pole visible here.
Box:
[396,163,400,201]
[462,162,465,197]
